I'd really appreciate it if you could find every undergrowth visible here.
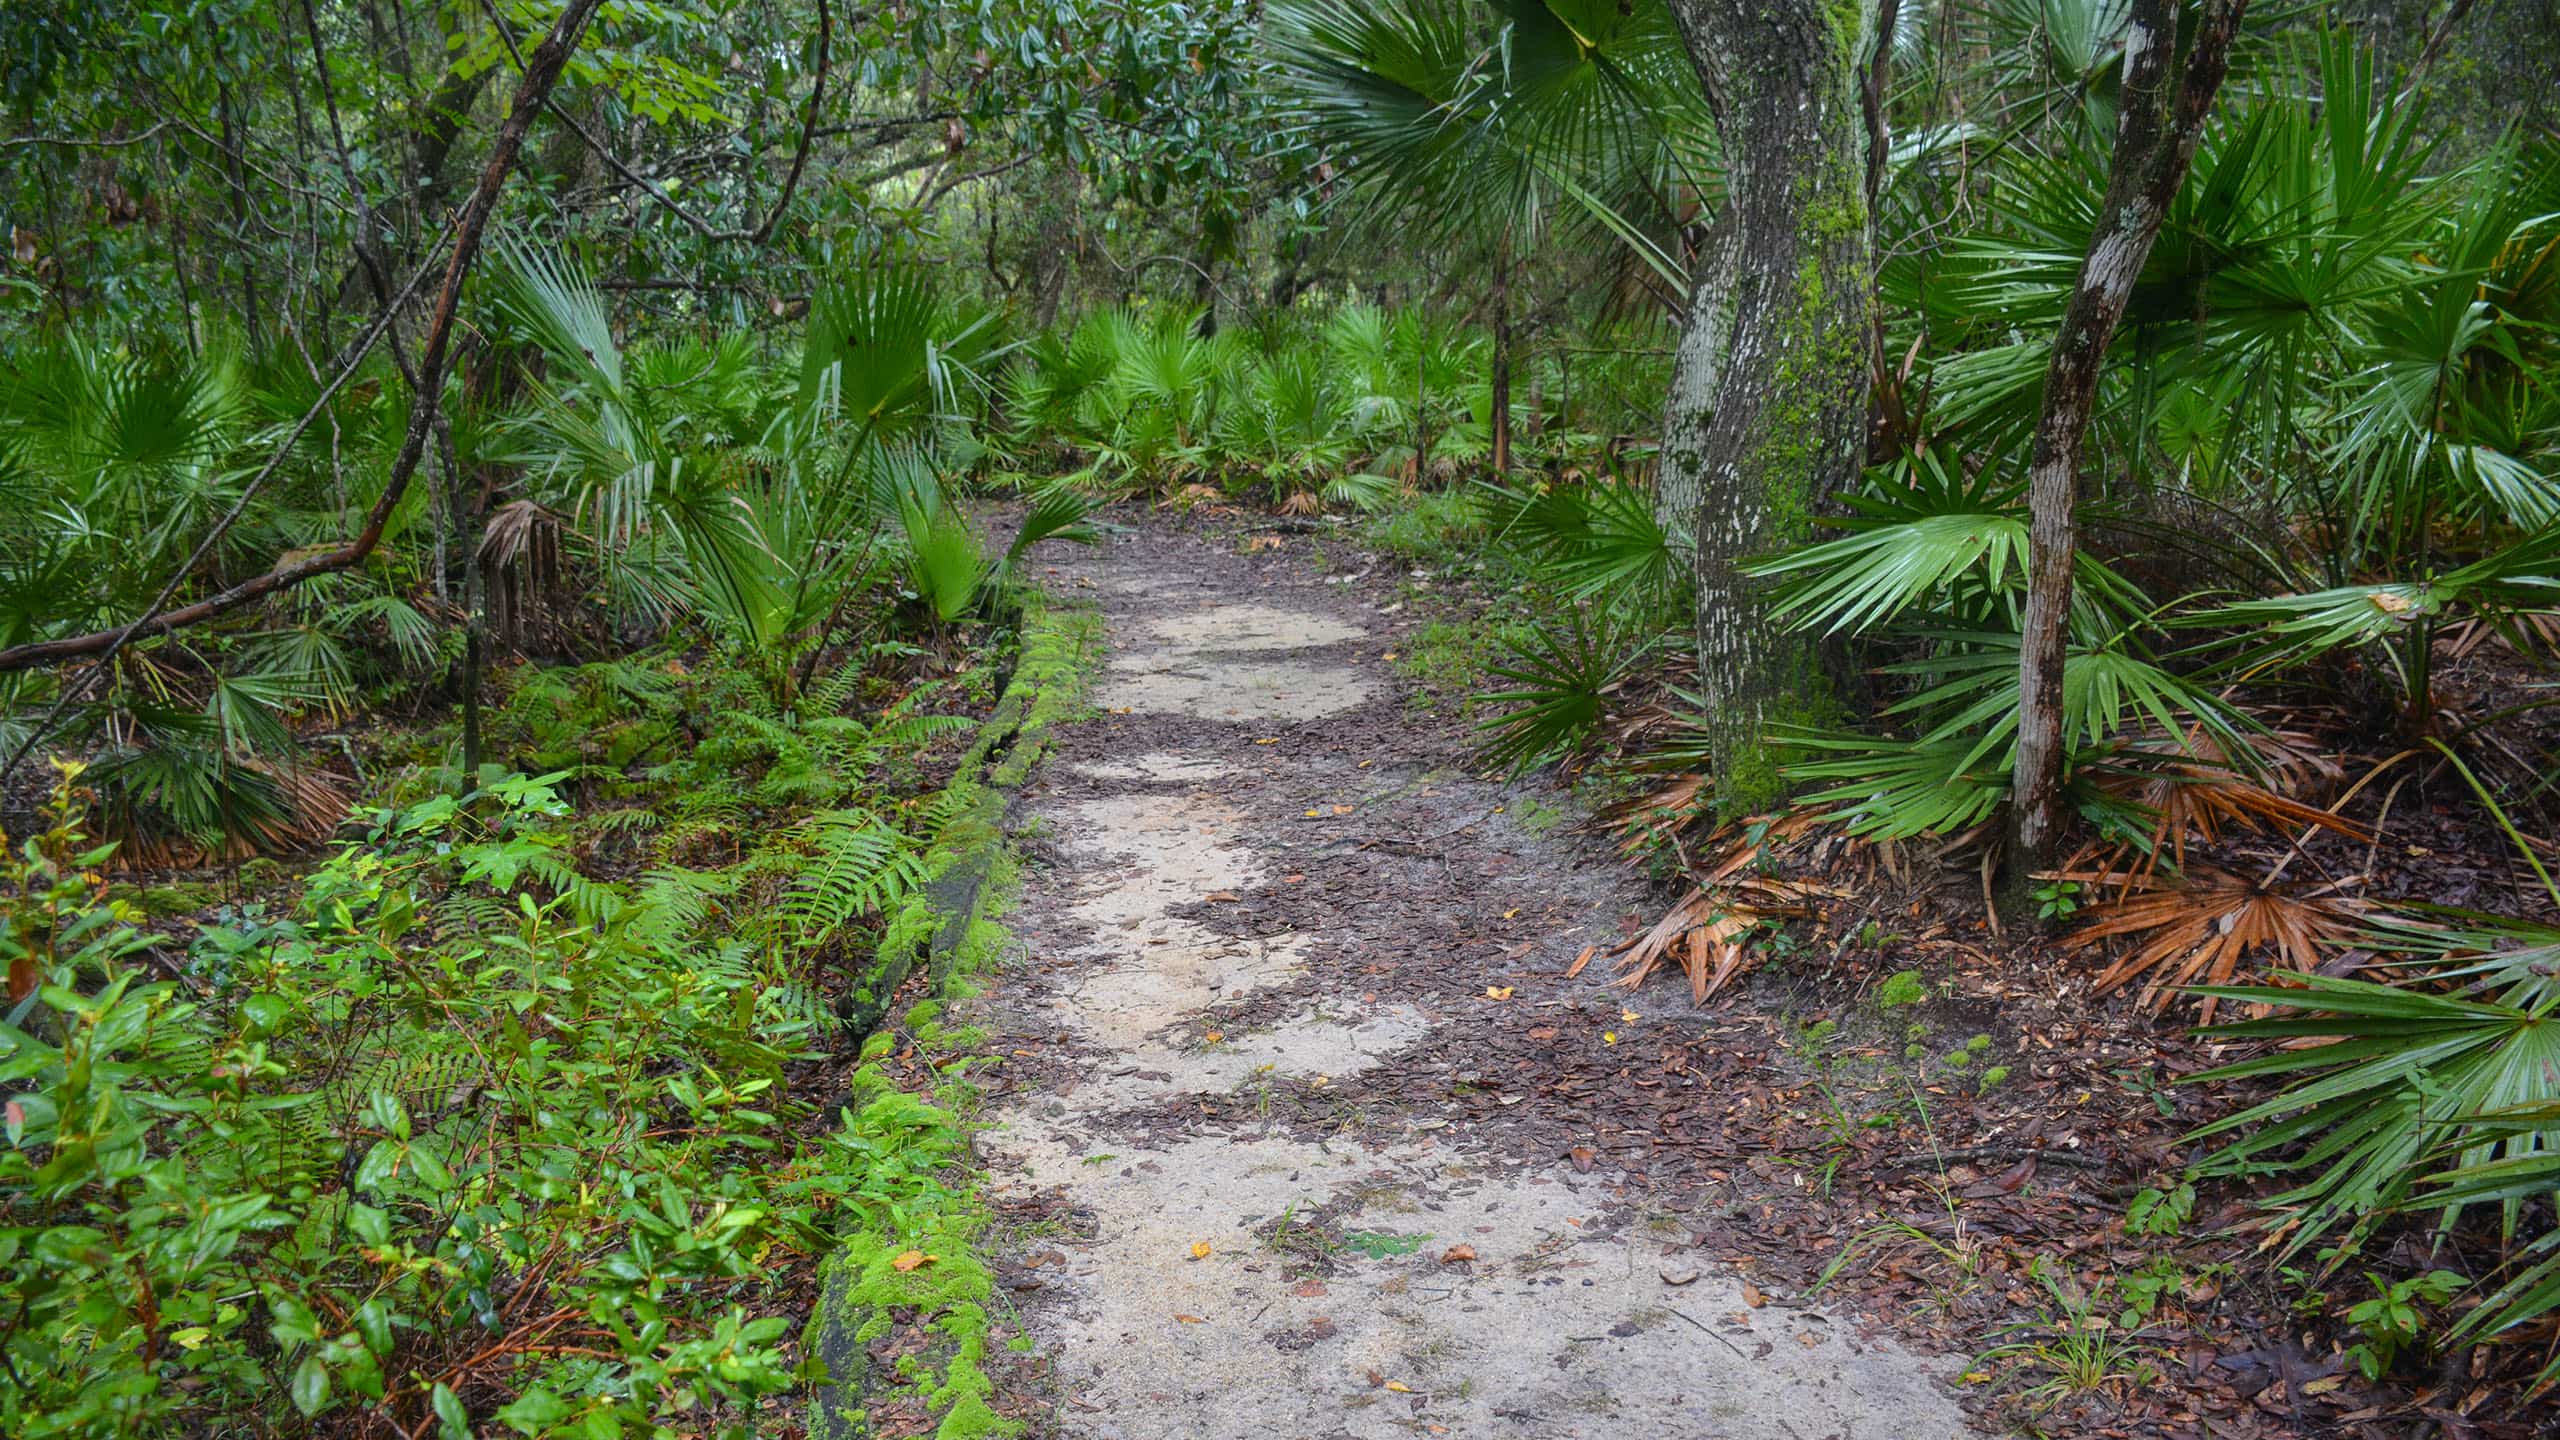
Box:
[0,624,1017,1437]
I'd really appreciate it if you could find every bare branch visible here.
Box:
[0,0,610,675]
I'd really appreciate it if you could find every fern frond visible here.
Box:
[778,810,925,947]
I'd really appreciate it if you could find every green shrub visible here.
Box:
[0,766,936,1438]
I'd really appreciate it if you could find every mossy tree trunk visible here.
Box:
[1657,0,1878,813]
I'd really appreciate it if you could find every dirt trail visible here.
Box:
[977,518,1976,1440]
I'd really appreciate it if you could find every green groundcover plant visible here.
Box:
[0,763,958,1438]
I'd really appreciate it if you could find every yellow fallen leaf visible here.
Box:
[1620,1008,1640,1024]
[1503,908,1519,919]
[1602,1031,1617,1045]
[1254,737,1280,745]
[1384,1380,1412,1393]
[1203,1030,1224,1044]
[2367,590,2414,614]
[1190,1241,1214,1260]
[1485,986,1514,1000]
[1175,1313,1206,1324]
[1303,808,1321,818]
[1382,651,1399,661]
[892,1250,933,1272]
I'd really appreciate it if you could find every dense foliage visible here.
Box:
[5,0,2560,1428]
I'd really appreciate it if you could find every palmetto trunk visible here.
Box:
[1657,1,1878,811]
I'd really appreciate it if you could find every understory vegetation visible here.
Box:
[5,0,2560,1432]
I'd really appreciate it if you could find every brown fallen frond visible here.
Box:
[1598,816,1832,1002]
[2096,722,2363,877]
[2063,864,2366,1018]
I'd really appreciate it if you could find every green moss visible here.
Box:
[802,587,1099,1440]
[1874,971,1927,1010]
[126,881,223,919]
[1717,687,1838,817]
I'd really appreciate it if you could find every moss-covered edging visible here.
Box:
[801,592,1097,1440]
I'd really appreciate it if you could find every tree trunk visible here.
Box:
[1650,210,1735,553]
[1658,1,1879,813]
[1489,237,1512,476]
[2011,0,2246,873]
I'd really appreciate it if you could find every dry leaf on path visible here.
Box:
[1440,1244,1477,1264]
[1189,1241,1213,1260]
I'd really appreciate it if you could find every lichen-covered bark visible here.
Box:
[1651,211,1734,553]
[1658,0,1878,812]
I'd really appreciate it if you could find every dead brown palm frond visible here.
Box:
[113,756,348,869]
[2096,722,2364,877]
[1604,771,1709,857]
[1595,692,1717,855]
[1277,489,1324,516]
[479,499,568,646]
[1582,875,1827,1002]
[1579,816,1831,1002]
[2438,607,2560,661]
[2063,865,2367,1018]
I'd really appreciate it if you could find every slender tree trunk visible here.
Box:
[1659,1,1879,813]
[205,35,266,352]
[1489,236,1512,475]
[2011,0,2246,873]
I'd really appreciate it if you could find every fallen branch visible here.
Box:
[1875,1144,2116,1173]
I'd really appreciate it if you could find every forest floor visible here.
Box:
[950,514,1977,1439]
[855,507,2558,1440]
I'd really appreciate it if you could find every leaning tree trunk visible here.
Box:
[1658,1,1878,813]
[1489,234,1513,476]
[2010,0,2245,875]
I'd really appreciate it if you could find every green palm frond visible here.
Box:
[2187,967,2560,1263]
[799,264,994,437]
[1476,607,1652,775]
[1269,0,1710,267]
[1781,730,2013,839]
[1480,476,1674,601]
